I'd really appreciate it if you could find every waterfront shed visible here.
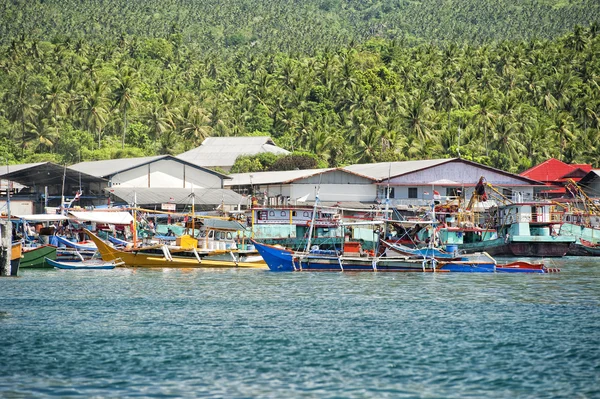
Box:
[70,155,229,189]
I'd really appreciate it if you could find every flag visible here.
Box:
[423,192,429,195]
[297,193,309,202]
[169,196,175,202]
[433,190,441,200]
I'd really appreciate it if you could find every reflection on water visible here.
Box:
[1,257,599,398]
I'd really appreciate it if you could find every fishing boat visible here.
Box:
[577,239,600,256]
[83,228,267,268]
[7,241,22,276]
[252,240,434,272]
[253,240,559,273]
[20,244,57,268]
[45,257,121,270]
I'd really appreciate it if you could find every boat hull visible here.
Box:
[458,237,572,257]
[20,245,57,268]
[46,257,116,270]
[252,240,428,272]
[84,229,267,269]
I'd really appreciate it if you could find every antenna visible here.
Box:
[457,127,461,158]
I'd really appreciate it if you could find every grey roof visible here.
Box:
[226,168,333,186]
[0,162,47,175]
[342,159,453,181]
[343,158,542,185]
[198,219,246,231]
[578,170,600,187]
[106,187,245,206]
[70,156,166,177]
[70,155,229,180]
[177,136,290,168]
[0,162,106,186]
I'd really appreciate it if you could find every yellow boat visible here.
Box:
[83,229,267,269]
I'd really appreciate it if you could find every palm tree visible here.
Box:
[112,68,138,148]
[77,82,109,148]
[181,103,212,146]
[5,76,37,157]
[402,94,434,143]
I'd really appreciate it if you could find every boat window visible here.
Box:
[408,187,418,199]
[269,211,275,216]
[303,211,309,217]
[226,232,233,239]
[280,211,286,217]
[292,211,297,216]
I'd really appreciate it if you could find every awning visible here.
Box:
[14,214,70,222]
[68,211,133,225]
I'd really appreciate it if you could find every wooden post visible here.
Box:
[0,220,11,276]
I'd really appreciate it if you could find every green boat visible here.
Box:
[20,245,57,268]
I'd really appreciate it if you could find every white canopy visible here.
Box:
[68,211,133,225]
[15,214,69,221]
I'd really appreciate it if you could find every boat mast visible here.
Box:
[60,164,66,215]
[132,191,138,247]
[304,185,320,253]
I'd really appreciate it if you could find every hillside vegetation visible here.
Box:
[2,0,599,52]
[0,1,599,173]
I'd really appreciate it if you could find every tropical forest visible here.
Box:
[1,0,599,173]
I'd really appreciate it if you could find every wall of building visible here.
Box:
[109,159,223,189]
[261,183,377,203]
[386,161,535,201]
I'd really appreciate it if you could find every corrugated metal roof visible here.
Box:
[0,162,106,186]
[198,218,246,231]
[70,156,166,177]
[226,168,333,186]
[106,187,245,206]
[0,162,47,175]
[70,155,230,180]
[177,136,290,167]
[343,159,454,180]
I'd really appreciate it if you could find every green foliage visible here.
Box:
[0,17,599,173]
[269,152,326,171]
[230,155,266,173]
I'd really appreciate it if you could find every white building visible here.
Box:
[227,158,544,209]
[344,158,542,206]
[70,155,228,189]
[226,168,377,206]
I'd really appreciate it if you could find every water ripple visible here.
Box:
[1,259,599,398]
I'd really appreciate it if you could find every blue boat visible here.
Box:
[252,240,557,273]
[45,257,121,270]
[252,240,432,272]
[53,235,97,252]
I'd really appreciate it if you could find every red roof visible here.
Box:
[520,158,592,184]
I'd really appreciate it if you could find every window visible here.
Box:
[408,187,418,199]
[384,187,395,199]
[446,188,461,197]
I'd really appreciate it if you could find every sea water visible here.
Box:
[1,257,599,399]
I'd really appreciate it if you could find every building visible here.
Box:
[0,162,107,214]
[574,170,600,199]
[344,158,542,206]
[226,168,377,207]
[227,158,544,209]
[177,136,289,172]
[520,158,593,198]
[69,155,242,211]
[70,155,228,189]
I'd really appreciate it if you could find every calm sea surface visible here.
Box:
[1,257,599,399]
